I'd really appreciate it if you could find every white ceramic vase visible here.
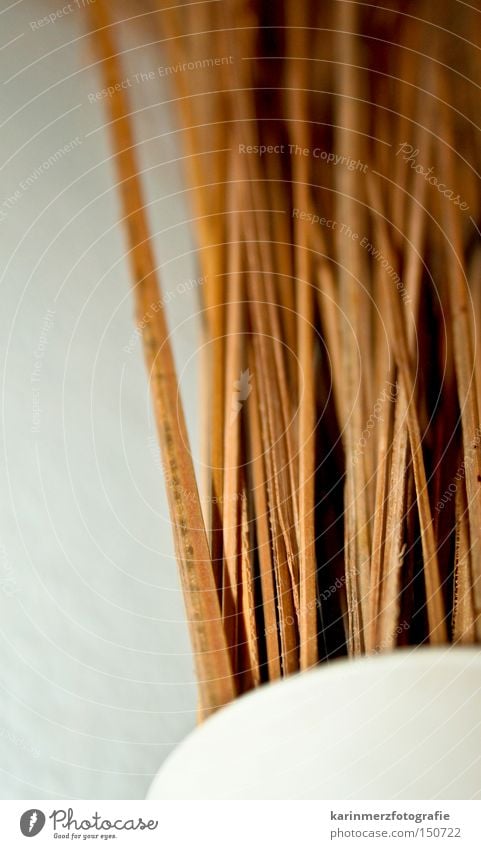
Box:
[147,648,481,799]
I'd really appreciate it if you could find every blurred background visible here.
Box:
[0,0,203,798]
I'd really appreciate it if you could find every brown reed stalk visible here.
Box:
[335,0,371,653]
[285,4,318,670]
[155,1,229,579]
[87,0,235,715]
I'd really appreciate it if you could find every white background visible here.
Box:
[0,0,202,798]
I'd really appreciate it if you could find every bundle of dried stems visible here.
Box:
[88,0,481,716]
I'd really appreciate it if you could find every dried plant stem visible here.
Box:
[88,1,235,714]
[247,354,282,680]
[335,2,371,651]
[453,483,476,643]
[437,127,481,641]
[369,181,447,644]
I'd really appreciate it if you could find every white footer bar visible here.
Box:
[3,800,480,847]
